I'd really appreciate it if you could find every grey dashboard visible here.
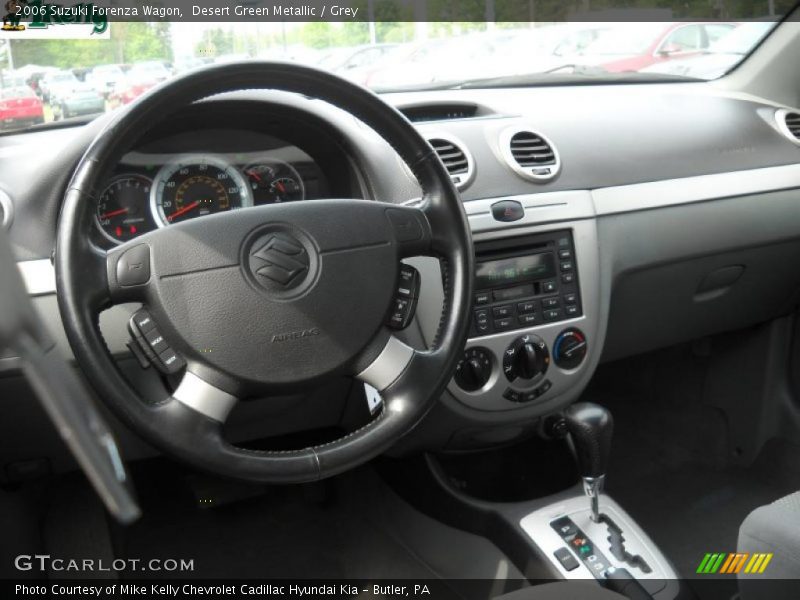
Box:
[3,80,800,459]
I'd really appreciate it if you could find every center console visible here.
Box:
[443,206,600,413]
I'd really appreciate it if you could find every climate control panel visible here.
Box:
[452,327,589,407]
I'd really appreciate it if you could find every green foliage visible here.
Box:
[10,22,172,69]
[195,27,234,58]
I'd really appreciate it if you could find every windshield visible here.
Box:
[709,22,774,54]
[0,17,783,134]
[584,23,669,55]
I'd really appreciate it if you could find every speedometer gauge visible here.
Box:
[95,174,156,244]
[151,156,252,227]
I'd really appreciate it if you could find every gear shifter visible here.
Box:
[564,402,613,522]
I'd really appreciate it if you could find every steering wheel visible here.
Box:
[55,62,474,483]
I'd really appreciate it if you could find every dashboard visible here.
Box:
[3,79,800,465]
[92,127,334,248]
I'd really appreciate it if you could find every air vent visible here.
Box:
[428,135,474,191]
[776,108,800,145]
[500,128,560,182]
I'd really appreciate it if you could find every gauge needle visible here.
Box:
[248,171,262,182]
[99,207,129,220]
[276,181,286,193]
[167,200,201,222]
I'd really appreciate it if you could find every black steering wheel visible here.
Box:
[55,62,474,483]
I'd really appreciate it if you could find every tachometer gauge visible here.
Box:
[95,174,156,244]
[244,160,305,204]
[152,156,252,226]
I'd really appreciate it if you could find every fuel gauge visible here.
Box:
[244,160,305,205]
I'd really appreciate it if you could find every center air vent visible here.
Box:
[776,108,800,145]
[500,128,560,182]
[428,135,474,191]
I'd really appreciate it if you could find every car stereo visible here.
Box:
[471,229,582,337]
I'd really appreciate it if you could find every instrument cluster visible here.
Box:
[95,154,312,246]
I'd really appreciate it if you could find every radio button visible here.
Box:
[474,309,491,333]
[517,301,536,314]
[494,317,514,331]
[542,297,560,309]
[558,249,572,259]
[544,308,562,321]
[564,293,577,304]
[542,281,557,293]
[519,313,538,325]
[561,273,574,284]
[565,305,580,317]
[475,292,491,305]
[493,305,513,318]
[560,261,574,272]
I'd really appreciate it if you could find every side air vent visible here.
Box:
[776,108,800,145]
[428,135,474,191]
[500,127,560,182]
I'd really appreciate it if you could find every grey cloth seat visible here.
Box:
[737,491,800,600]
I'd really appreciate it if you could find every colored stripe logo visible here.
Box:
[696,553,773,574]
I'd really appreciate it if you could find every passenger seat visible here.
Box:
[738,492,800,599]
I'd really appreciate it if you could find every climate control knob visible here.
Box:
[553,328,588,370]
[503,335,549,382]
[454,347,493,391]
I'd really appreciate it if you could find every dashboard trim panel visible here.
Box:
[593,163,800,216]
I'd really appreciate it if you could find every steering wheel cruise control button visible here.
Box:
[115,244,151,287]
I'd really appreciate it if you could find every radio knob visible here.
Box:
[454,347,493,391]
[503,335,549,382]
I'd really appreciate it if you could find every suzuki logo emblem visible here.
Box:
[249,233,308,287]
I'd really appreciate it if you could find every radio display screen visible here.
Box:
[476,253,556,289]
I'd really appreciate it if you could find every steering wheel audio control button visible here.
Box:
[157,347,185,374]
[127,310,186,375]
[115,244,151,287]
[386,263,420,330]
[145,328,169,354]
[132,311,156,334]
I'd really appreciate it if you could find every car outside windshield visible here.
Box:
[0,19,781,134]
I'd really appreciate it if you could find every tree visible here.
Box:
[195,28,234,59]
[10,22,172,70]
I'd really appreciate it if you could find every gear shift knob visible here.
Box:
[564,402,614,522]
[564,402,614,478]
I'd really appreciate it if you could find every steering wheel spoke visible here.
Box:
[355,335,416,392]
[171,371,239,423]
